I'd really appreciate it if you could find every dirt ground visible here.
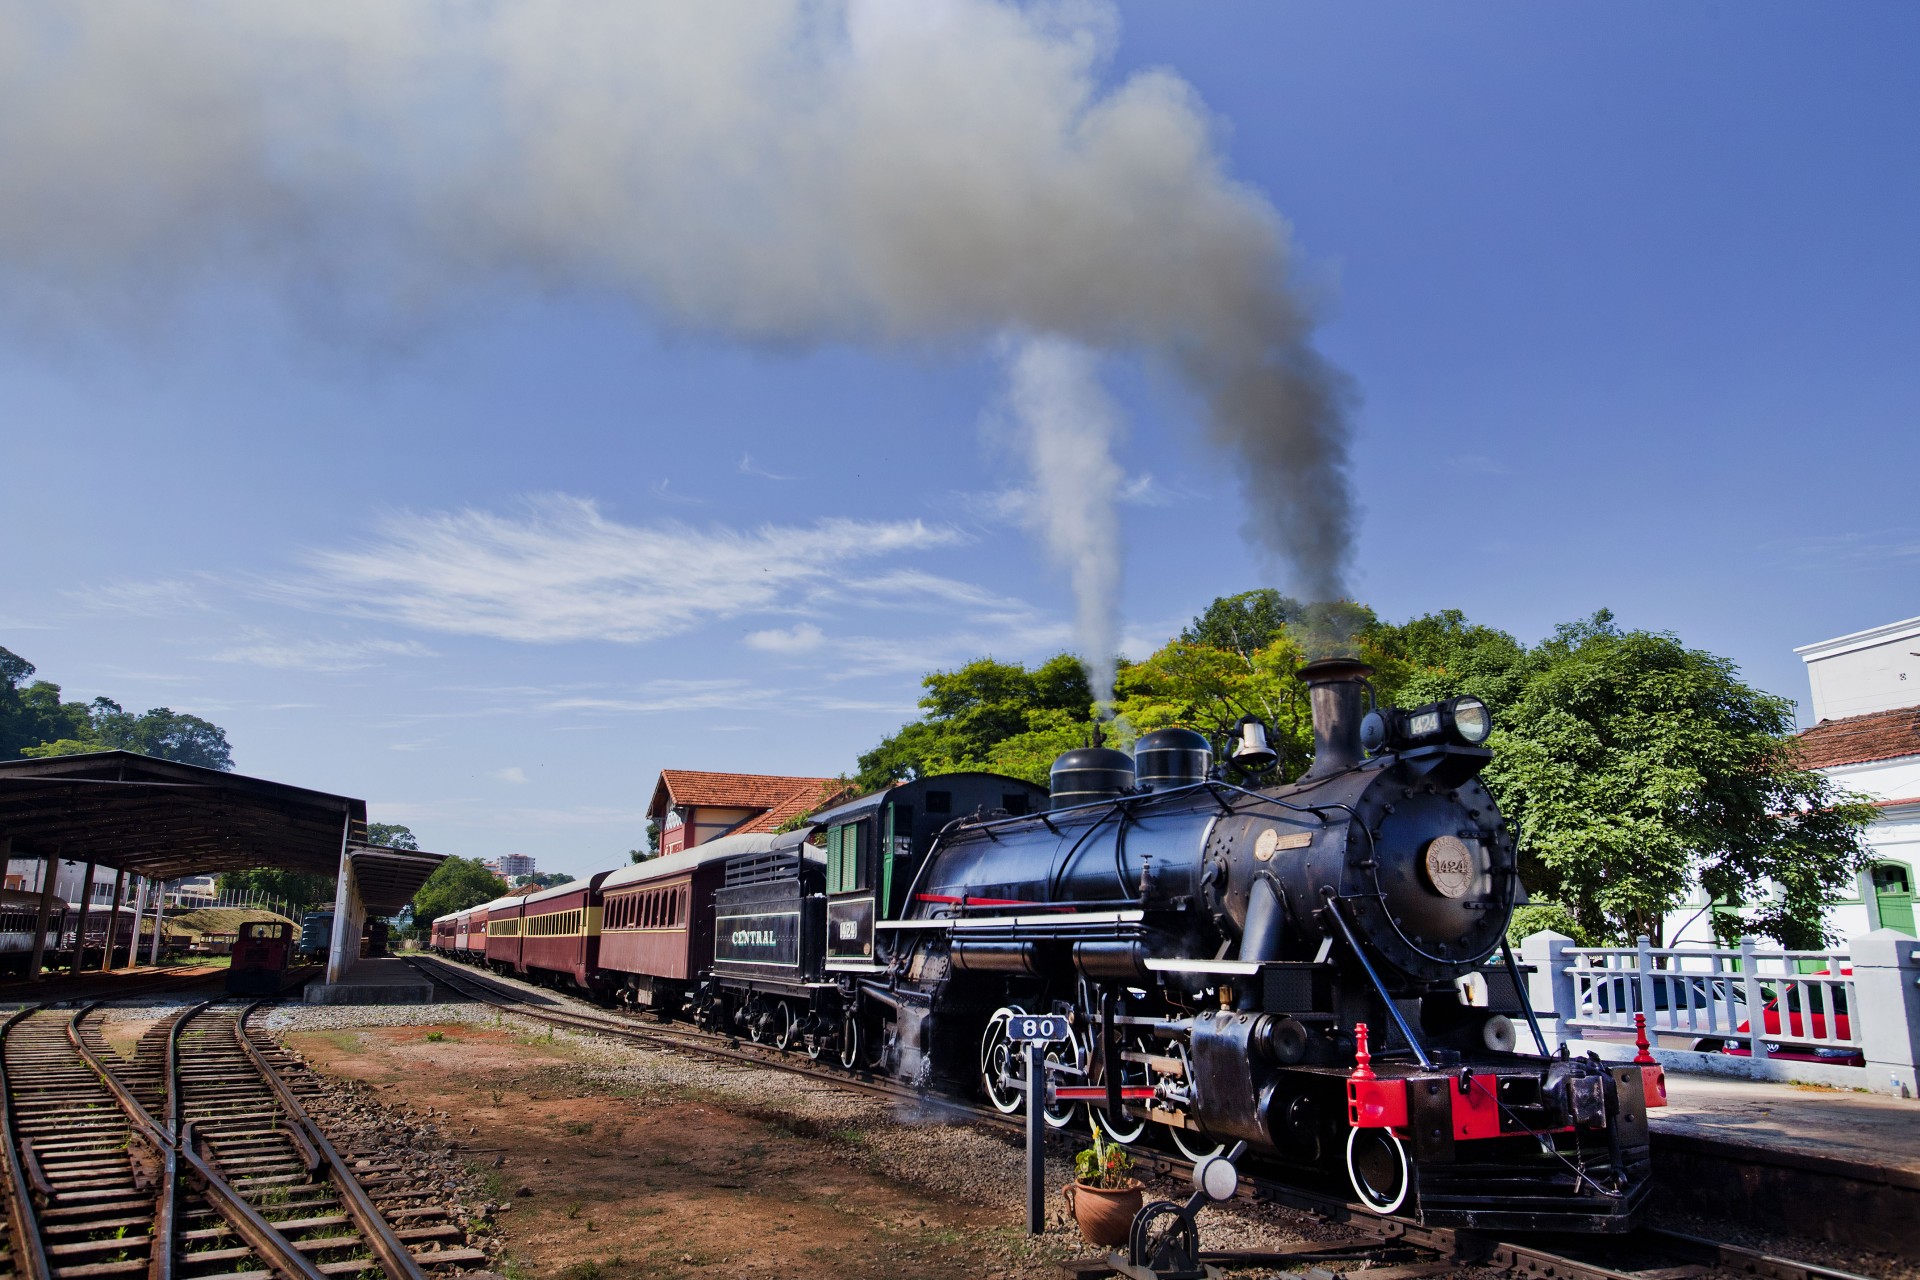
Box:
[289,1022,1068,1280]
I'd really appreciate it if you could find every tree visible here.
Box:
[628,848,652,864]
[854,654,1098,790]
[0,647,93,758]
[1180,589,1301,660]
[410,857,509,930]
[218,867,336,913]
[518,871,571,889]
[364,823,419,850]
[11,688,233,771]
[1484,612,1873,948]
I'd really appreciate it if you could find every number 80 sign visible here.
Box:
[1006,1014,1069,1043]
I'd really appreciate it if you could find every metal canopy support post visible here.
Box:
[1026,1038,1045,1236]
[100,869,127,972]
[69,860,96,975]
[148,880,168,965]
[28,853,59,981]
[326,813,358,986]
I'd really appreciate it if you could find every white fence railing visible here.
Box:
[1559,935,1859,1064]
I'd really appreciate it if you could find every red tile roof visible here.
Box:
[1793,706,1920,770]
[648,770,845,833]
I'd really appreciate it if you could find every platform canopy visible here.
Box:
[0,750,370,882]
[345,842,447,913]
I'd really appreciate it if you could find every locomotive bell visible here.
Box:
[1135,727,1213,789]
[1048,745,1136,810]
[1229,718,1277,771]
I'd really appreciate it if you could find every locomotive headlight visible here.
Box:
[1448,696,1492,745]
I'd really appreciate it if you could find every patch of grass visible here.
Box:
[563,1201,583,1220]
[562,1120,594,1136]
[559,1263,601,1280]
[424,1031,447,1043]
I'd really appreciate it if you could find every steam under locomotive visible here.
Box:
[435,660,1659,1231]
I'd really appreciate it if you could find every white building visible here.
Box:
[1791,616,1919,937]
[1661,615,1918,947]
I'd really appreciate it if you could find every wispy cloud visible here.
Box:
[745,622,826,653]
[1771,529,1920,570]
[649,479,706,506]
[270,494,969,645]
[738,453,796,481]
[67,578,214,617]
[492,766,529,784]
[209,632,435,673]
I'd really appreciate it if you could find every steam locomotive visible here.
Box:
[433,660,1657,1231]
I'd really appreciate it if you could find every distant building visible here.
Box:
[647,770,844,856]
[485,854,537,880]
[1660,615,1919,947]
[1791,617,1920,937]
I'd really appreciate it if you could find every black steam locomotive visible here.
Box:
[431,659,1658,1229]
[813,660,1655,1230]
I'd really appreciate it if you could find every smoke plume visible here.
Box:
[1002,337,1124,708]
[0,0,1355,599]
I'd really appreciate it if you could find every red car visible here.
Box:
[1717,969,1863,1066]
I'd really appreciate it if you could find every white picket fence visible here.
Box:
[1558,935,1860,1063]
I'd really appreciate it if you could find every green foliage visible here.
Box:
[1180,589,1301,658]
[853,653,1098,790]
[365,823,420,850]
[218,866,336,912]
[1483,611,1872,947]
[1,649,234,770]
[518,871,571,889]
[1073,1118,1134,1189]
[410,856,509,929]
[628,848,652,864]
[1506,901,1592,947]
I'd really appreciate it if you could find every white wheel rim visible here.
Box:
[1345,1127,1409,1216]
[981,1008,1023,1113]
[775,1003,794,1050]
[1168,1123,1224,1163]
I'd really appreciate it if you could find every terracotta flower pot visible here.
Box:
[1063,1179,1144,1247]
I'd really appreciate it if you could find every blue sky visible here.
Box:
[3,3,1916,878]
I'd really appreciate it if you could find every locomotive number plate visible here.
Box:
[1254,828,1313,860]
[1424,836,1477,898]
[1006,1014,1070,1043]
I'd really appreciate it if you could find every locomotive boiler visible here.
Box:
[851,659,1655,1231]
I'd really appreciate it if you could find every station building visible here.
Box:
[1664,614,1920,946]
[646,769,844,856]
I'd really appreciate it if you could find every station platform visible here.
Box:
[1650,1072,1919,1253]
[303,957,436,1006]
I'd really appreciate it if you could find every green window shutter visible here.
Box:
[827,825,843,894]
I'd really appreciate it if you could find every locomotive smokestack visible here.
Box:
[1298,658,1372,780]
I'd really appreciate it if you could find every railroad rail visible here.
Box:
[406,952,1885,1280]
[0,998,482,1280]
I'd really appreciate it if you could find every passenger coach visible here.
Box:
[517,873,610,990]
[598,830,784,1014]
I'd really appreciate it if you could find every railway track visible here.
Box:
[0,998,483,1280]
[406,952,1885,1280]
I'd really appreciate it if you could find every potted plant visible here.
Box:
[1064,1119,1142,1246]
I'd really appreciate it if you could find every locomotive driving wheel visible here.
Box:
[980,1008,1024,1113]
[771,1001,797,1052]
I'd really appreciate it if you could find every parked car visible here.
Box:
[1702,970,1863,1065]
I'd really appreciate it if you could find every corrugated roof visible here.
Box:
[1794,706,1920,770]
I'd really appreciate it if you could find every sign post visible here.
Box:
[1007,1012,1070,1235]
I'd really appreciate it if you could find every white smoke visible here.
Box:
[1002,336,1124,708]
[0,0,1355,599]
